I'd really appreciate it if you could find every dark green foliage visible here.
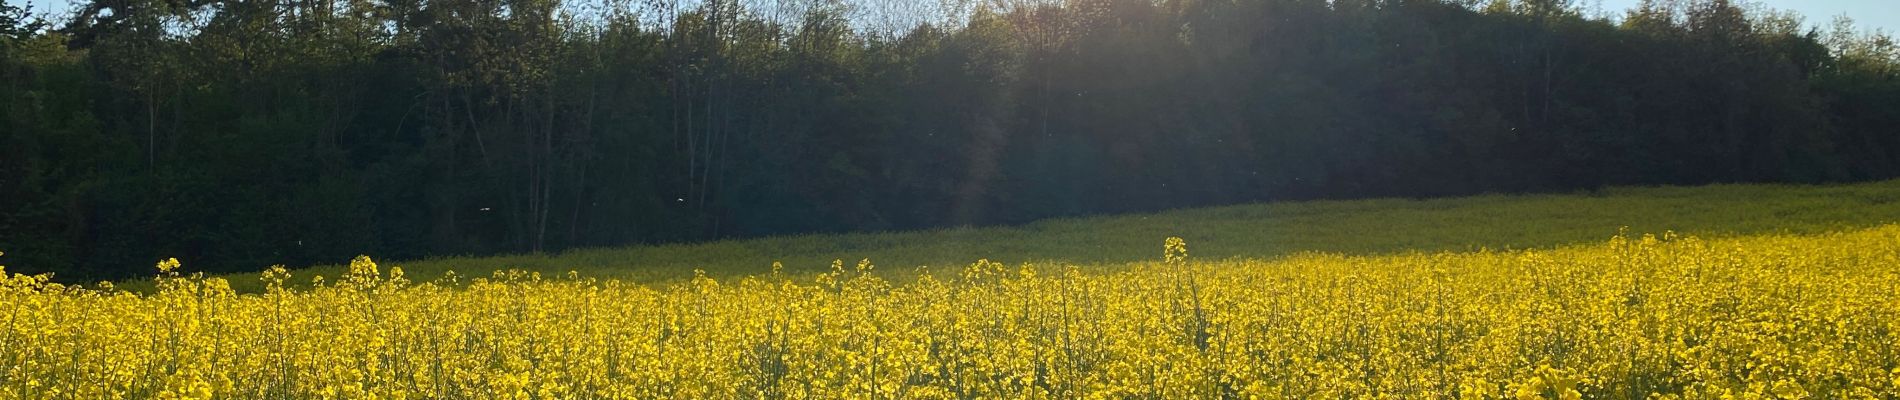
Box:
[2,0,1897,281]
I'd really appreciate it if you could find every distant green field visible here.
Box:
[137,180,1900,292]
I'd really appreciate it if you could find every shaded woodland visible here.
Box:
[2,0,1897,280]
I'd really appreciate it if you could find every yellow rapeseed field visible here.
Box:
[4,226,1900,399]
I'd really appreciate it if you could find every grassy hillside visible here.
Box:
[151,180,1900,292]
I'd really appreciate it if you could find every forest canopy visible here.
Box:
[2,0,1897,281]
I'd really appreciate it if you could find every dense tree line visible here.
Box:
[2,0,1896,280]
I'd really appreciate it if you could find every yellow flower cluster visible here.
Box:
[3,226,1900,399]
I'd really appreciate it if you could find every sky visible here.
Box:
[5,0,1897,34]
